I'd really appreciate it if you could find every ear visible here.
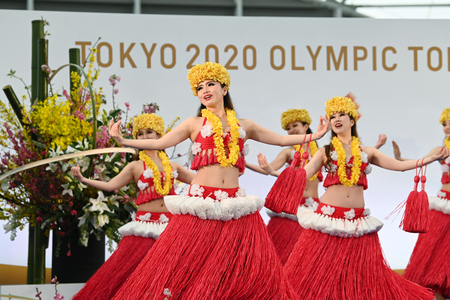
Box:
[350,119,355,127]
[222,85,228,96]
[304,123,309,131]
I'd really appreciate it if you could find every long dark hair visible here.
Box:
[196,83,235,117]
[323,115,359,170]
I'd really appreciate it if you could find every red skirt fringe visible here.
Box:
[112,212,298,300]
[404,209,450,298]
[72,235,156,300]
[267,217,303,266]
[284,228,435,300]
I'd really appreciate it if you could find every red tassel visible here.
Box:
[401,163,430,233]
[283,167,307,214]
[264,167,295,213]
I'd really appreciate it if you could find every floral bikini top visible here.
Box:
[441,157,450,184]
[190,118,248,173]
[289,150,324,182]
[323,149,371,190]
[135,161,177,205]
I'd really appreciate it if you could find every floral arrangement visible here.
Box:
[324,96,359,121]
[0,40,166,253]
[440,107,450,125]
[187,62,230,96]
[280,108,312,130]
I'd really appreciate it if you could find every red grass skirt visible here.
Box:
[112,185,298,300]
[266,197,319,265]
[404,190,450,298]
[72,211,172,300]
[284,203,435,300]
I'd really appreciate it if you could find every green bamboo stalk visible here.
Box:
[69,48,81,94]
[26,224,35,284]
[3,85,24,127]
[31,20,44,106]
[33,222,47,284]
[36,39,48,102]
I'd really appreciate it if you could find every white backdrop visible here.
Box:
[0,10,449,270]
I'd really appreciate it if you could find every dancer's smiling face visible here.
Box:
[196,80,228,108]
[136,128,159,140]
[286,121,308,136]
[444,120,450,138]
[330,112,354,134]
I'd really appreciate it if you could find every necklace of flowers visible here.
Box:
[445,138,450,152]
[139,150,173,196]
[331,136,362,187]
[293,142,319,181]
[201,108,240,167]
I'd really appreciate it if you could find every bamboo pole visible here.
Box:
[3,85,24,127]
[31,20,44,106]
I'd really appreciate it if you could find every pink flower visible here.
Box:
[36,217,43,223]
[70,210,77,216]
[46,68,52,73]
[124,195,129,199]
[51,277,57,283]
[114,88,119,94]
[114,189,118,194]
[66,251,71,257]
[117,76,121,82]
[41,65,47,70]
[125,102,130,110]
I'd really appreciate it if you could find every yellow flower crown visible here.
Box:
[325,96,359,122]
[132,113,165,138]
[280,109,312,130]
[439,108,450,124]
[187,62,231,96]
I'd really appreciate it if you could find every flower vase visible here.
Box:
[51,229,105,283]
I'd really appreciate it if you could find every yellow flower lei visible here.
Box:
[139,150,173,196]
[331,136,362,187]
[293,142,319,181]
[445,138,450,151]
[201,108,240,167]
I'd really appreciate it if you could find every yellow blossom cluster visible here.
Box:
[439,108,450,124]
[132,113,166,138]
[281,109,312,130]
[187,62,230,96]
[32,94,92,150]
[325,96,359,122]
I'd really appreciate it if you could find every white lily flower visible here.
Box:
[78,212,89,227]
[1,177,9,193]
[61,183,73,197]
[46,163,58,173]
[97,214,110,227]
[89,192,111,213]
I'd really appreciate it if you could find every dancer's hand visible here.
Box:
[109,119,124,145]
[71,165,85,182]
[392,141,402,160]
[431,146,450,161]
[374,134,387,149]
[314,116,330,139]
[258,153,276,176]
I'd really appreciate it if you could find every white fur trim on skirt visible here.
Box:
[297,206,384,238]
[429,195,450,215]
[118,219,168,239]
[164,194,264,221]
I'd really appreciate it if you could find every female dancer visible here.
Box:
[392,107,450,300]
[273,96,447,300]
[71,113,195,300]
[247,108,387,265]
[109,62,329,300]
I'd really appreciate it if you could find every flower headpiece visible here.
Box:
[187,62,231,96]
[325,96,359,122]
[280,109,312,130]
[132,113,165,138]
[439,108,450,124]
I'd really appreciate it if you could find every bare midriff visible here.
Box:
[320,185,365,208]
